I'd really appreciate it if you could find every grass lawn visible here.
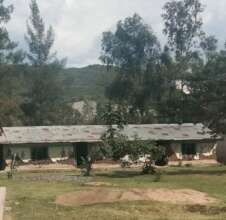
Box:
[1,165,226,220]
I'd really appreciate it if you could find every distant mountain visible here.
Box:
[60,64,116,101]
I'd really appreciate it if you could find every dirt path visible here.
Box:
[0,188,6,220]
[56,188,218,206]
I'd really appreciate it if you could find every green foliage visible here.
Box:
[101,14,161,115]
[60,65,116,101]
[200,35,218,61]
[160,0,205,125]
[80,156,92,176]
[0,0,25,126]
[216,137,226,164]
[189,51,226,133]
[100,102,129,160]
[22,0,75,126]
[25,0,56,66]
[100,102,166,173]
[142,161,156,174]
[100,13,160,74]
[0,64,115,126]
[0,65,26,126]
[22,67,64,125]
[162,0,204,59]
[104,134,129,161]
[155,0,215,125]
[103,131,166,173]
[101,103,127,129]
[0,0,25,64]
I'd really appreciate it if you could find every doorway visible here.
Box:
[0,145,5,170]
[182,143,197,160]
[31,146,49,161]
[74,143,88,166]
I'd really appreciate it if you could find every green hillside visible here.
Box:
[60,64,116,101]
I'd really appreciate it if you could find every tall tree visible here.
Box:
[101,14,160,76]
[25,0,55,66]
[101,14,161,120]
[23,0,71,125]
[157,0,205,123]
[162,0,204,60]
[0,0,25,126]
[189,50,226,133]
[0,0,24,64]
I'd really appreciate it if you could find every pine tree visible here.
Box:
[25,0,55,66]
[23,0,71,126]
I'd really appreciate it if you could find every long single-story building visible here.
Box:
[0,123,222,170]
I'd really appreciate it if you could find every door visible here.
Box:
[0,145,5,170]
[182,143,196,160]
[31,146,49,161]
[74,143,88,166]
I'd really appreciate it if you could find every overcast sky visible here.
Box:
[6,0,226,67]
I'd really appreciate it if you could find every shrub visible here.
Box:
[155,154,169,166]
[216,138,226,165]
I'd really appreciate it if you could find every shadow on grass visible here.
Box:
[186,204,226,215]
[165,168,226,176]
[96,170,144,178]
[96,167,226,178]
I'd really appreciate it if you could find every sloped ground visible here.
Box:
[56,188,218,206]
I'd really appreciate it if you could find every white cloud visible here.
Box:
[5,0,226,67]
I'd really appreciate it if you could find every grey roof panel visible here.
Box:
[0,123,220,145]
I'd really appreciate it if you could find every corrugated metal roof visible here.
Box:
[0,123,220,145]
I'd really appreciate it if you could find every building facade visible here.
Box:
[0,124,221,170]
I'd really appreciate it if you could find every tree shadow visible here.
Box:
[96,170,144,178]
[96,167,226,178]
[166,168,226,176]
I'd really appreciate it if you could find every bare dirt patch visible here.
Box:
[84,182,117,187]
[14,163,76,171]
[56,188,218,206]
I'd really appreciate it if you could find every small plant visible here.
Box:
[120,159,132,168]
[80,144,110,176]
[81,156,92,176]
[155,154,169,166]
[185,163,192,167]
[153,171,162,182]
[142,161,156,174]
[7,153,17,179]
[178,160,183,167]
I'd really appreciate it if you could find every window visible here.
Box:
[31,146,49,161]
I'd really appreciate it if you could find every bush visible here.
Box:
[81,156,92,176]
[216,138,226,165]
[142,161,156,174]
[155,154,169,166]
